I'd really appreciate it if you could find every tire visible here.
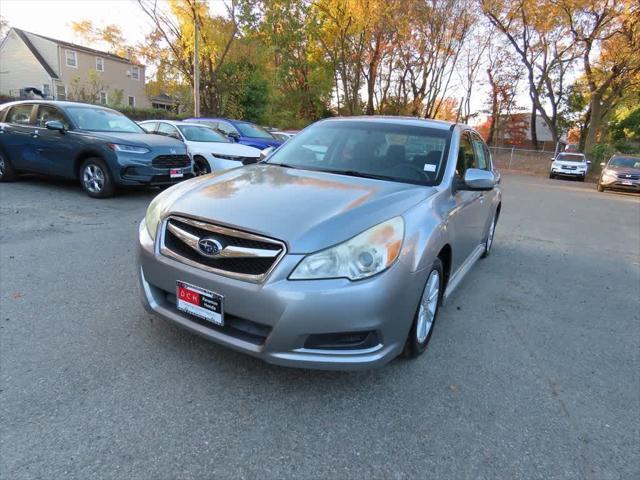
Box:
[481,211,498,258]
[79,157,115,198]
[549,173,555,179]
[193,155,211,176]
[402,258,444,359]
[0,150,17,182]
[597,183,605,192]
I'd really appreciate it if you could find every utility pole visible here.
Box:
[193,18,200,118]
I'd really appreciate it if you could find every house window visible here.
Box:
[99,91,108,105]
[42,84,51,98]
[56,85,67,100]
[128,96,135,107]
[96,57,104,72]
[65,50,77,68]
[131,66,140,80]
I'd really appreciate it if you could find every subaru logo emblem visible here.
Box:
[198,237,223,257]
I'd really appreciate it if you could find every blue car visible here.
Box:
[0,101,192,198]
[183,117,283,150]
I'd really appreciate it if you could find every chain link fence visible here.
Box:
[489,146,555,176]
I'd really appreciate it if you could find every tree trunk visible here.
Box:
[530,109,539,150]
[584,95,602,154]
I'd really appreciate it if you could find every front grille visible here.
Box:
[164,291,271,345]
[160,216,286,282]
[617,173,640,180]
[152,155,191,169]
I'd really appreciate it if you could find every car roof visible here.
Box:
[316,116,458,131]
[0,100,114,110]
[184,115,462,131]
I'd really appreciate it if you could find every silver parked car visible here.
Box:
[137,117,502,370]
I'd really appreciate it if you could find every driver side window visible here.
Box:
[456,132,476,178]
[36,105,69,129]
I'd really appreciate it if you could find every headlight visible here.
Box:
[144,194,165,240]
[290,217,404,281]
[108,143,150,154]
[143,180,199,239]
[213,154,243,161]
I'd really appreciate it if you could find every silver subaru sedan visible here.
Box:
[137,117,501,370]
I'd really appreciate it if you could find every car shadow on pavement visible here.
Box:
[3,174,163,199]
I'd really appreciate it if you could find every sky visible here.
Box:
[0,0,157,48]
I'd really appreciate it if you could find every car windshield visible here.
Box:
[235,122,275,139]
[65,107,143,133]
[609,157,640,168]
[178,125,229,143]
[556,153,585,163]
[265,120,451,186]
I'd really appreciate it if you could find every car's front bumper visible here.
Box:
[137,222,425,370]
[551,168,586,177]
[600,176,640,191]
[113,153,193,186]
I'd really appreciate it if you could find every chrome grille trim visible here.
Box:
[158,215,287,283]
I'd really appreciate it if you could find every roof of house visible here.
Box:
[12,27,142,71]
[13,28,59,79]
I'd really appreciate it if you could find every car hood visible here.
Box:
[166,164,435,253]
[79,131,186,150]
[554,160,586,167]
[605,165,640,175]
[187,141,261,158]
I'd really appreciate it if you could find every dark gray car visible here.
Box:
[598,154,640,192]
[137,117,502,369]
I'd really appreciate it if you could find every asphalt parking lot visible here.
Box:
[1,173,639,479]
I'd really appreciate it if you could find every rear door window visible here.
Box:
[6,104,35,125]
[471,133,489,170]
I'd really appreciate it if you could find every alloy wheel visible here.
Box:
[416,270,440,344]
[82,164,105,193]
[0,156,5,178]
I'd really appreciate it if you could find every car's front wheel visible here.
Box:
[193,155,211,176]
[549,172,555,179]
[0,150,17,182]
[402,258,443,359]
[597,182,605,192]
[80,158,115,198]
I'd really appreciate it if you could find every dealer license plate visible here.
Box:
[176,281,223,326]
[170,168,184,179]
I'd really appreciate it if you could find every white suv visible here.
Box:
[550,153,589,181]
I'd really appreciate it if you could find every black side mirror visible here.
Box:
[227,132,240,142]
[45,120,66,132]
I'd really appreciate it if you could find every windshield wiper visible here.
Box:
[269,163,300,169]
[322,169,396,181]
